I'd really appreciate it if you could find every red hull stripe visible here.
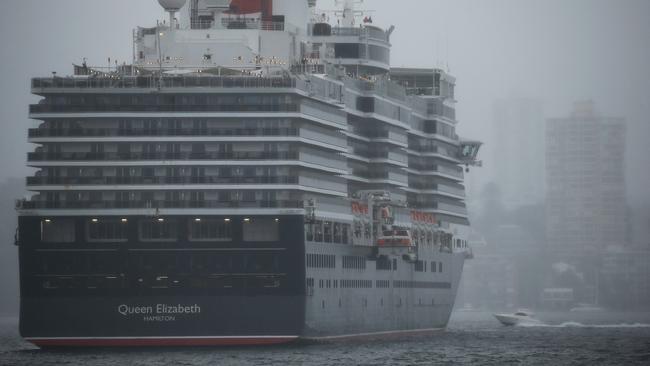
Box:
[27,336,298,347]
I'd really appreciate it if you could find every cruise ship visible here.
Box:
[16,0,481,347]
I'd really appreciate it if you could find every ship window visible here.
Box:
[307,254,335,269]
[334,43,360,59]
[314,221,323,242]
[415,260,425,272]
[41,218,75,243]
[188,218,232,241]
[86,218,128,242]
[343,255,366,270]
[368,45,390,64]
[306,224,314,241]
[392,258,397,271]
[139,218,178,241]
[243,217,279,242]
[341,224,350,244]
[431,261,436,272]
[323,221,332,243]
[333,223,342,243]
[438,262,443,273]
[356,97,375,113]
[376,256,391,270]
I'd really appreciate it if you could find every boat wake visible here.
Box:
[517,321,650,328]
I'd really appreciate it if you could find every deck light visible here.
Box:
[91,218,99,223]
[244,218,251,222]
[224,218,231,222]
[275,218,280,222]
[157,218,165,222]
[44,219,51,223]
[194,218,201,222]
[121,218,128,223]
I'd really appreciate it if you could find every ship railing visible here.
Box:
[27,176,300,186]
[27,151,300,162]
[435,165,465,178]
[408,184,465,197]
[344,78,407,102]
[28,127,299,138]
[350,129,389,139]
[290,64,326,75]
[350,148,389,159]
[220,19,285,31]
[407,202,468,216]
[29,104,299,114]
[350,170,389,180]
[408,97,457,120]
[408,163,464,178]
[18,200,304,210]
[434,184,466,197]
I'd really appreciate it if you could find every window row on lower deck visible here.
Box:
[307,254,445,273]
[306,278,451,290]
[24,274,290,297]
[22,250,295,296]
[26,251,286,276]
[33,216,282,243]
[306,220,351,244]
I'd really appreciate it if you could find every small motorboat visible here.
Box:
[493,311,541,326]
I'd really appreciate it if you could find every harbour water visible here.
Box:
[1,311,649,365]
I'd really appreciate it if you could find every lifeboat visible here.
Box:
[376,229,412,247]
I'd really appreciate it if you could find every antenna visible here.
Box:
[334,0,365,27]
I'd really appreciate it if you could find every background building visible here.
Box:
[545,101,627,305]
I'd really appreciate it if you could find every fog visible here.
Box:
[0,0,649,315]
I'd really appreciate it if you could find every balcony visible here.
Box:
[408,183,465,197]
[28,128,299,138]
[27,176,300,186]
[408,163,464,179]
[27,151,299,162]
[350,170,389,180]
[309,25,390,42]
[18,200,304,210]
[29,104,299,114]
[408,202,468,216]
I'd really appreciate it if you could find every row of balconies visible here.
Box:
[29,127,299,138]
[27,151,299,162]
[26,176,300,186]
[407,201,468,216]
[29,104,299,114]
[18,199,304,210]
[408,163,464,179]
[407,183,466,197]
[31,76,297,90]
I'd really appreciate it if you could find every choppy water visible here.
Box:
[1,311,650,366]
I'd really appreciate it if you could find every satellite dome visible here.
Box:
[158,0,187,11]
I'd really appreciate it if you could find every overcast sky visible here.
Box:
[1,0,648,203]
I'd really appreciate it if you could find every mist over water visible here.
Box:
[2,312,650,365]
